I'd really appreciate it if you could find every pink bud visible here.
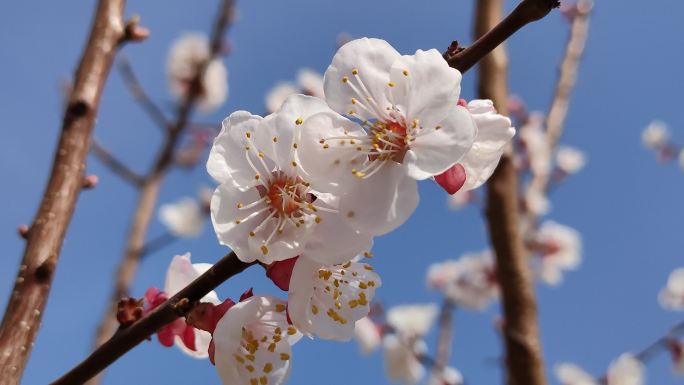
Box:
[239,288,254,302]
[434,164,467,195]
[17,224,29,239]
[82,174,99,189]
[266,257,299,291]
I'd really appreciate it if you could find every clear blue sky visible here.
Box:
[1,0,683,384]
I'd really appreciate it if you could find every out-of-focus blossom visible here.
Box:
[554,363,596,385]
[678,150,684,171]
[265,82,298,114]
[447,189,474,210]
[524,189,551,216]
[668,339,684,375]
[386,303,437,339]
[607,354,644,385]
[428,366,464,385]
[556,146,587,175]
[159,197,205,238]
[426,251,498,310]
[532,221,582,286]
[383,335,426,385]
[167,33,228,112]
[297,69,324,98]
[641,120,670,149]
[659,268,684,310]
[519,112,551,176]
[213,296,301,385]
[354,316,382,354]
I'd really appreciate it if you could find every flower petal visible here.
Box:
[405,105,476,180]
[389,49,462,129]
[324,38,400,121]
[207,111,265,189]
[339,162,419,235]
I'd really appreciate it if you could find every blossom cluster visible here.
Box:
[641,120,684,170]
[143,37,515,385]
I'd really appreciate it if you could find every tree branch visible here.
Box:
[447,0,559,73]
[473,1,550,385]
[0,0,131,383]
[524,0,592,227]
[90,138,145,186]
[51,252,254,385]
[87,2,236,383]
[117,56,171,131]
[434,299,456,372]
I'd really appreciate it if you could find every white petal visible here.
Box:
[388,49,462,129]
[296,111,368,194]
[207,111,265,189]
[354,317,381,354]
[324,38,400,121]
[164,254,219,303]
[198,59,228,112]
[210,184,264,263]
[339,162,419,235]
[297,69,324,98]
[383,335,425,385]
[607,354,644,385]
[214,296,298,385]
[159,198,205,238]
[405,106,476,180]
[554,363,597,385]
[266,82,298,114]
[460,100,515,190]
[386,303,438,339]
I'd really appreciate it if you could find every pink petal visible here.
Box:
[434,164,467,195]
[266,257,299,291]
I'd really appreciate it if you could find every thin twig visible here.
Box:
[0,0,134,382]
[117,56,171,131]
[90,139,145,186]
[51,252,254,385]
[473,1,550,385]
[434,299,456,372]
[139,231,177,258]
[524,0,593,229]
[87,2,236,384]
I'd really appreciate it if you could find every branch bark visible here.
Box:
[51,252,254,385]
[88,2,235,383]
[472,1,550,385]
[0,0,128,383]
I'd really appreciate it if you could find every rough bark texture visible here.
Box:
[475,1,547,385]
[0,1,127,383]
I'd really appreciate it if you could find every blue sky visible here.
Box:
[1,0,683,384]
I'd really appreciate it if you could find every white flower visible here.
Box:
[427,251,498,310]
[519,112,551,176]
[428,366,463,385]
[386,303,438,339]
[659,268,684,310]
[159,197,205,238]
[297,69,324,98]
[533,221,582,286]
[354,316,382,354]
[554,363,597,385]
[524,188,551,216]
[213,296,301,385]
[383,334,426,385]
[167,33,228,112]
[297,37,477,235]
[266,82,298,114]
[607,354,644,385]
[457,100,515,191]
[207,95,373,265]
[165,254,220,358]
[556,146,587,174]
[447,190,473,210]
[641,120,669,149]
[288,256,381,340]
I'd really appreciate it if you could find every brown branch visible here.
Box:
[90,139,145,186]
[87,1,235,383]
[51,252,254,385]
[433,299,456,372]
[524,0,593,226]
[447,0,560,73]
[117,56,171,131]
[0,0,134,382]
[472,1,551,385]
